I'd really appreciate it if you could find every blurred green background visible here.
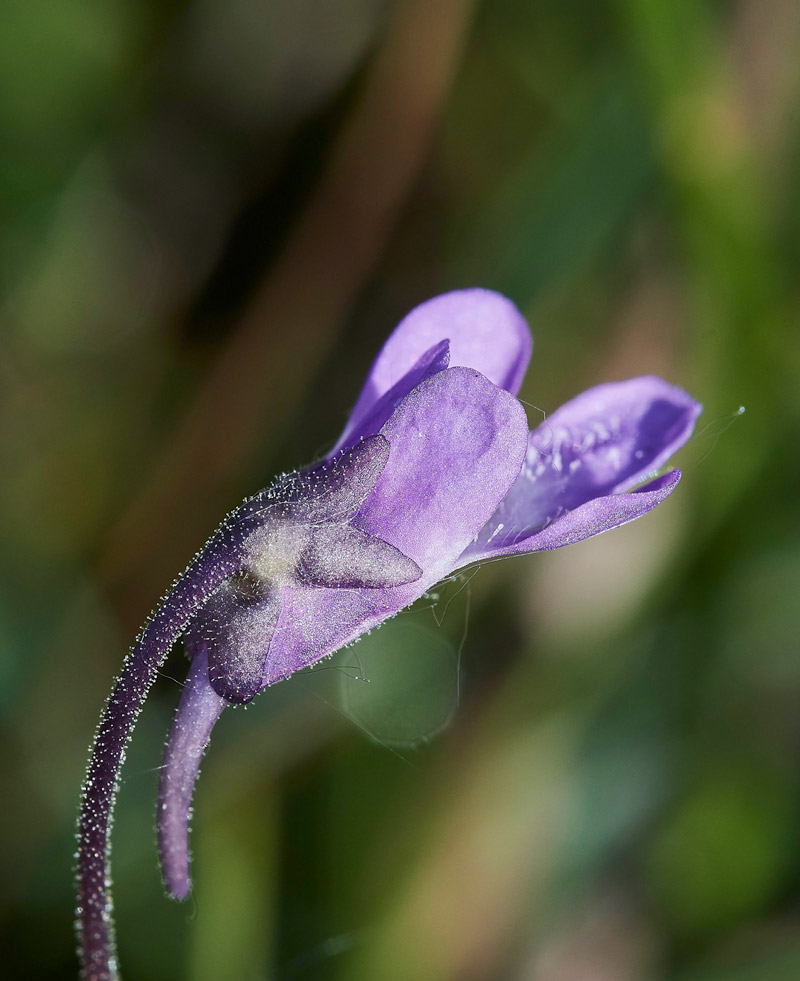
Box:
[1,0,798,978]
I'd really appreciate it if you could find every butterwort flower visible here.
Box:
[77,289,701,979]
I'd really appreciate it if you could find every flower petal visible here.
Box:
[363,365,529,579]
[157,649,226,900]
[261,587,397,686]
[460,470,682,562]
[341,290,533,446]
[463,376,700,560]
[260,366,529,686]
[335,340,450,450]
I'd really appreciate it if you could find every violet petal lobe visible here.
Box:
[258,366,529,686]
[335,340,450,450]
[343,289,533,444]
[360,365,529,581]
[262,586,402,687]
[461,470,683,562]
[463,376,701,561]
[157,648,225,900]
[511,469,681,554]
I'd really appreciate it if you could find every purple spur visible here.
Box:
[77,289,701,979]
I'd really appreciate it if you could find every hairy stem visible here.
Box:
[77,544,235,980]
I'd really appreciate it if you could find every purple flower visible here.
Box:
[77,289,701,979]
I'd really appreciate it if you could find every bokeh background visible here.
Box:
[2,0,798,978]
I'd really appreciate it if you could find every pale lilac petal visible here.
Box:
[335,340,449,450]
[157,649,226,900]
[262,587,394,687]
[464,376,700,560]
[460,470,682,562]
[548,376,701,493]
[342,290,533,445]
[362,365,529,580]
[260,366,529,685]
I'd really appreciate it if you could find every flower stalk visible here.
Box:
[77,540,237,980]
